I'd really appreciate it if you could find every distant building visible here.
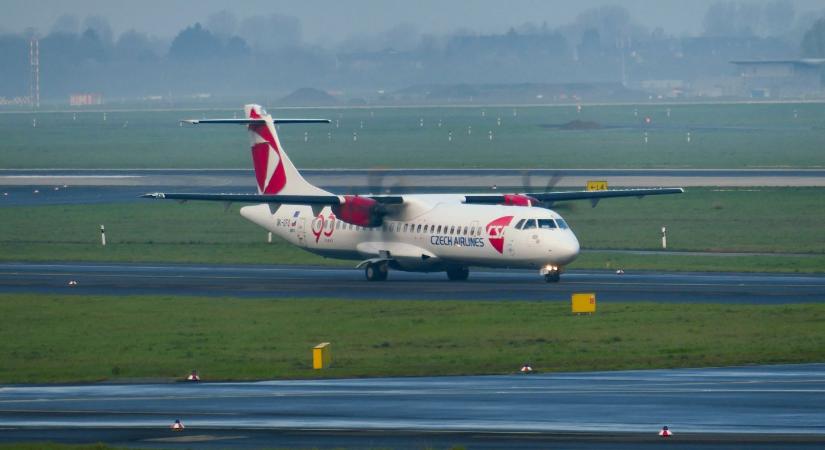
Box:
[639,80,686,98]
[69,93,103,106]
[730,59,825,98]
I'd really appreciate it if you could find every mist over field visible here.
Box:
[1,0,825,105]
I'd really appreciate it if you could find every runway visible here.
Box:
[1,262,823,304]
[1,168,821,206]
[2,168,824,192]
[1,364,823,449]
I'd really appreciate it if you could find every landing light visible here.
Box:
[540,264,558,275]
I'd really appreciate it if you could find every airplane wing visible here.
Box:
[463,187,684,206]
[141,192,404,205]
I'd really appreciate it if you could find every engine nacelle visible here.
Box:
[332,195,384,227]
[502,194,539,207]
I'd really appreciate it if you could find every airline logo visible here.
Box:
[249,108,287,194]
[311,212,336,243]
[486,215,513,254]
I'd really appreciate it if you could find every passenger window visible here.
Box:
[424,225,429,233]
[538,219,557,229]
[463,226,468,235]
[449,226,455,234]
[403,223,409,232]
[417,224,422,233]
[556,218,569,229]
[523,219,537,230]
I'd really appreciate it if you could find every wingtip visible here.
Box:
[141,192,165,199]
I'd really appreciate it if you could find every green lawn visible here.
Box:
[0,187,822,272]
[1,294,823,384]
[2,103,824,169]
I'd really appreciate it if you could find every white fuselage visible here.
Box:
[240,194,580,272]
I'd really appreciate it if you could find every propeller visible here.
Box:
[367,168,408,195]
[520,170,574,211]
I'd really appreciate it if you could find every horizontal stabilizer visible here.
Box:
[141,192,403,205]
[182,118,331,125]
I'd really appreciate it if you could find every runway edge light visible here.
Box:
[313,342,332,369]
[572,293,596,315]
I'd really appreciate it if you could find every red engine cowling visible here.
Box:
[332,195,384,227]
[502,194,539,207]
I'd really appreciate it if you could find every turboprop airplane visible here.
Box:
[143,104,683,283]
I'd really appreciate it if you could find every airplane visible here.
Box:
[143,104,683,283]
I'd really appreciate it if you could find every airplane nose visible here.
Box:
[555,233,580,265]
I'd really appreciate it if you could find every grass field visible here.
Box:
[1,293,823,384]
[2,103,824,169]
[0,187,821,272]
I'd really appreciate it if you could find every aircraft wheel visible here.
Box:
[544,272,561,283]
[446,266,470,281]
[365,262,389,281]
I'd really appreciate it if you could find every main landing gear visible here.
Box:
[446,266,469,281]
[364,261,389,281]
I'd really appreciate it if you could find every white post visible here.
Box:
[267,232,272,243]
[661,226,667,250]
[100,224,106,246]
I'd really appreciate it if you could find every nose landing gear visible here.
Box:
[540,264,561,283]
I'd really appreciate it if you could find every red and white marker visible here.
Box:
[659,425,672,437]
[186,370,200,382]
[520,364,533,373]
[171,419,184,431]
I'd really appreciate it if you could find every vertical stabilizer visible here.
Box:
[245,104,330,196]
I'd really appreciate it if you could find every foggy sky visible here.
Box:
[6,0,825,45]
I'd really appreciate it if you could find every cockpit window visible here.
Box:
[556,218,569,229]
[515,219,526,229]
[537,219,557,229]
[522,219,537,230]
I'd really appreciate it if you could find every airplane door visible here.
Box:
[297,218,306,245]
